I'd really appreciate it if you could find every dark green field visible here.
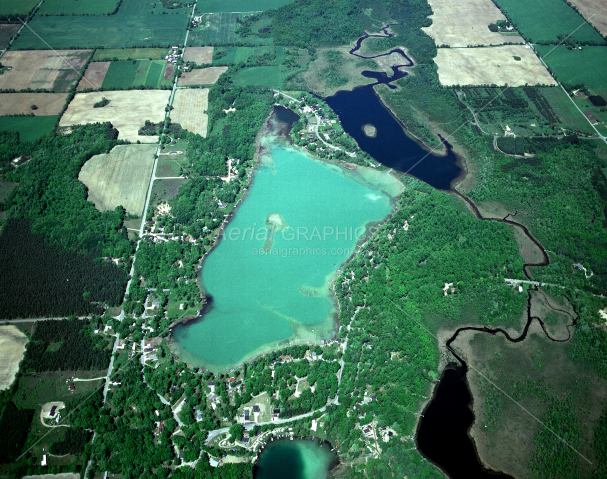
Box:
[188,12,272,45]
[38,0,120,15]
[197,0,294,13]
[537,45,607,95]
[12,0,188,49]
[212,45,274,64]
[232,65,282,88]
[0,0,38,15]
[0,116,58,142]
[93,48,168,61]
[493,0,606,44]
[100,60,171,89]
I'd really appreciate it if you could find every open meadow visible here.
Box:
[197,0,294,12]
[0,50,91,92]
[188,12,257,45]
[78,144,157,216]
[566,0,607,36]
[232,65,282,88]
[0,116,58,142]
[12,0,187,49]
[177,66,227,86]
[492,0,606,44]
[0,0,38,15]
[536,45,607,95]
[423,0,524,47]
[0,24,18,49]
[171,88,209,136]
[77,62,110,91]
[92,48,168,61]
[0,325,28,390]
[212,45,274,64]
[183,46,214,64]
[156,139,189,177]
[435,45,557,87]
[59,90,170,142]
[101,60,172,90]
[38,0,120,15]
[0,92,67,116]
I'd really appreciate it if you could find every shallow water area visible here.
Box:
[254,438,337,479]
[171,144,395,371]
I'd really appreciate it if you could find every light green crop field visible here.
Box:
[0,0,39,15]
[536,45,607,95]
[12,0,187,49]
[232,66,282,88]
[101,60,171,89]
[93,48,168,61]
[197,0,294,13]
[38,0,120,15]
[0,116,58,142]
[539,86,596,135]
[493,0,606,44]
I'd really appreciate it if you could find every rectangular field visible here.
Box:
[171,88,209,136]
[152,178,188,203]
[539,86,597,134]
[78,144,157,216]
[0,50,91,92]
[12,0,187,49]
[0,24,18,49]
[183,46,214,64]
[535,45,607,95]
[77,62,111,91]
[59,90,170,143]
[197,0,294,12]
[492,0,606,44]
[187,12,245,44]
[566,0,607,36]
[435,45,557,87]
[101,60,171,90]
[212,46,273,65]
[0,0,39,15]
[232,66,282,88]
[423,0,524,47]
[38,0,120,15]
[177,66,228,86]
[0,93,67,116]
[0,116,58,142]
[92,48,168,61]
[0,325,28,390]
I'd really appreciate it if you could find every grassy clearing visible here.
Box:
[536,45,607,95]
[493,0,606,44]
[0,0,39,15]
[188,12,271,45]
[12,0,187,49]
[152,178,187,203]
[539,86,597,135]
[212,46,273,65]
[38,0,120,15]
[166,291,202,320]
[93,48,168,61]
[0,116,58,142]
[100,60,171,89]
[232,66,281,88]
[197,0,294,13]
[156,139,189,177]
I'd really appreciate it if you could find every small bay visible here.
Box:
[171,144,400,371]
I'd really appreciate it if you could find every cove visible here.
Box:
[171,144,400,371]
[254,438,337,479]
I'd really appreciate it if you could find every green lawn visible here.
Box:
[536,45,607,95]
[0,0,39,15]
[493,0,606,44]
[93,48,168,61]
[12,0,188,49]
[101,60,171,89]
[197,0,295,13]
[0,116,58,142]
[38,0,120,15]
[232,66,282,88]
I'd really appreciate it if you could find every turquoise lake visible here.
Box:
[171,144,400,371]
[254,438,337,479]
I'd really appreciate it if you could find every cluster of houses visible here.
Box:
[165,46,180,64]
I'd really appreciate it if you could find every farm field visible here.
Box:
[536,45,607,95]
[232,66,282,88]
[0,24,18,49]
[183,46,214,64]
[0,0,38,15]
[38,0,120,15]
[12,0,187,49]
[566,0,607,36]
[0,50,91,92]
[0,92,67,116]
[434,45,557,87]
[539,86,597,135]
[188,12,272,45]
[92,48,168,61]
[423,0,524,47]
[78,144,157,216]
[152,178,187,203]
[77,62,110,91]
[59,90,170,142]
[0,116,58,142]
[196,0,295,12]
[0,325,28,390]
[171,88,209,136]
[492,0,606,44]
[212,45,273,65]
[177,66,227,86]
[101,60,172,90]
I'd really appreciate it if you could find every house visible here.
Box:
[49,405,57,417]
[196,409,203,421]
[207,382,215,393]
[253,405,260,413]
[244,409,249,421]
[69,383,75,392]
[41,455,46,466]
[209,458,220,467]
[273,408,280,418]
[158,421,164,434]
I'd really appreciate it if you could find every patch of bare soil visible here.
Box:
[177,66,227,86]
[183,46,214,64]
[77,61,110,91]
[567,0,607,36]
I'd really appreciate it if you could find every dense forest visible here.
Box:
[49,428,93,456]
[0,401,35,464]
[0,219,127,318]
